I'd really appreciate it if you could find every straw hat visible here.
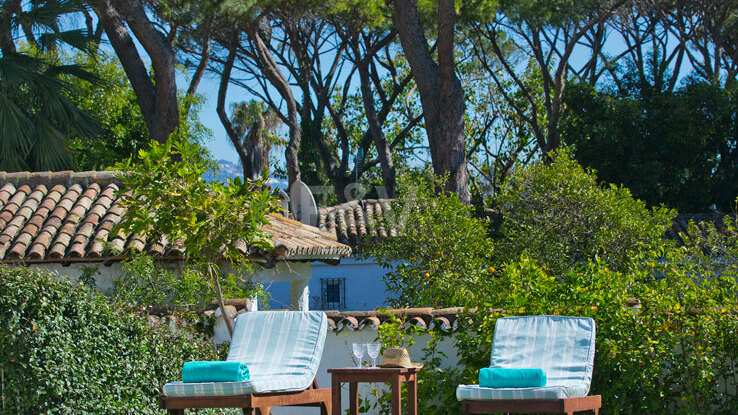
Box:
[378,347,423,369]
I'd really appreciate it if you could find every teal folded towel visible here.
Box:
[479,368,547,388]
[182,361,249,383]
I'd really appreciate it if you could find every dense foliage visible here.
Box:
[0,51,97,172]
[450,244,738,415]
[369,160,738,414]
[0,0,98,172]
[0,265,233,414]
[493,152,676,274]
[563,81,738,212]
[111,254,270,313]
[65,52,151,170]
[365,175,493,308]
[63,51,210,172]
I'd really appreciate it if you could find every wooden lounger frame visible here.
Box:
[160,379,331,415]
[461,395,601,415]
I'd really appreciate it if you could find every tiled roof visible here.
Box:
[318,199,397,248]
[0,171,351,264]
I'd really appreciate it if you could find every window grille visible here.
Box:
[321,278,346,309]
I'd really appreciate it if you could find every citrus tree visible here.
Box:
[115,136,278,335]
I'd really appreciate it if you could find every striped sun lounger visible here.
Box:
[457,315,602,414]
[160,310,331,415]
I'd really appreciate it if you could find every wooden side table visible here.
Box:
[327,367,419,415]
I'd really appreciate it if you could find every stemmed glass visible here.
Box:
[366,343,381,369]
[352,343,366,368]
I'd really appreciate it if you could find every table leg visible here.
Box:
[408,374,417,415]
[349,382,359,414]
[331,376,341,415]
[391,377,402,415]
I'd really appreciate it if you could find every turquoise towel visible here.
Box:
[479,368,547,388]
[182,361,249,383]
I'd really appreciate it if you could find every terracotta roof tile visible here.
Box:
[0,184,30,229]
[0,171,351,263]
[0,185,47,258]
[318,199,397,248]
[322,308,464,333]
[0,183,15,208]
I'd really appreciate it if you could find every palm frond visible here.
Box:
[0,0,99,172]
[31,120,75,171]
[0,93,34,171]
[37,29,94,53]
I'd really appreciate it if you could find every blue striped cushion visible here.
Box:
[163,311,327,397]
[457,315,596,401]
[162,380,256,397]
[456,384,590,400]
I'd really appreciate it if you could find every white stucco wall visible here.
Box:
[14,261,130,292]
[16,257,387,313]
[14,259,319,314]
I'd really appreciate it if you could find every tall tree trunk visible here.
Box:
[184,15,212,118]
[0,1,18,55]
[393,0,470,203]
[356,46,397,198]
[90,0,179,144]
[243,116,270,180]
[217,43,268,181]
[246,23,302,188]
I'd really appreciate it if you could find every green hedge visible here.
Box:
[0,265,229,414]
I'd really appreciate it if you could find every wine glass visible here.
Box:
[352,343,366,368]
[366,343,381,369]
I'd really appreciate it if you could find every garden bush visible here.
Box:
[365,175,493,308]
[371,248,737,415]
[493,151,675,274]
[368,162,738,414]
[0,265,233,414]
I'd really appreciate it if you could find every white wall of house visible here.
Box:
[18,262,128,292]
[18,260,316,311]
[269,258,390,311]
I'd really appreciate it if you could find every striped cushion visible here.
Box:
[164,311,328,397]
[456,384,590,401]
[457,315,596,401]
[162,380,256,397]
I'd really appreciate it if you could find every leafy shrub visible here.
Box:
[493,151,675,273]
[115,135,277,335]
[374,231,738,415]
[366,176,494,308]
[457,244,738,415]
[0,265,233,414]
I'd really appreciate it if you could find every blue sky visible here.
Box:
[179,72,243,165]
